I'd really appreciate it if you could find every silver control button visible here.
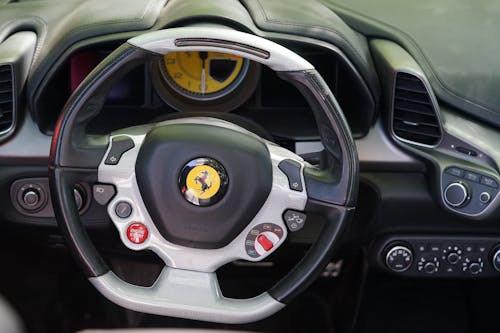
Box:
[444,182,469,207]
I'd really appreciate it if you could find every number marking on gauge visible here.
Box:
[163,51,247,100]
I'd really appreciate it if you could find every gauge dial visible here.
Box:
[162,51,248,101]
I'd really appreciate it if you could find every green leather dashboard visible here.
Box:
[325,0,500,128]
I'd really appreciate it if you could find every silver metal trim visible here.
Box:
[174,38,270,59]
[443,182,469,208]
[385,245,413,273]
[90,268,285,324]
[98,117,308,272]
[128,27,314,72]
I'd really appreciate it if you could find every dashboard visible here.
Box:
[1,0,500,282]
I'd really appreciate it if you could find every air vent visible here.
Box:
[392,72,442,146]
[0,65,14,134]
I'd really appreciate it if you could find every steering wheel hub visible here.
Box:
[135,122,272,249]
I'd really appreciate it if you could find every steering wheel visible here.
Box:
[49,27,358,324]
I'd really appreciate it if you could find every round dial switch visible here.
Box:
[493,248,500,272]
[462,257,484,275]
[418,257,440,274]
[385,245,413,272]
[17,183,46,212]
[23,190,40,207]
[245,223,284,258]
[442,245,462,265]
[444,182,469,207]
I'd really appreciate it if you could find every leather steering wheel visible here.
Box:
[49,27,358,324]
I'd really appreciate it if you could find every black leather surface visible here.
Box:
[325,0,500,129]
[240,0,379,104]
[0,0,379,125]
[0,0,166,114]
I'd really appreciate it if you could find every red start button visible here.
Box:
[126,222,149,244]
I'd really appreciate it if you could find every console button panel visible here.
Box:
[245,223,284,258]
[442,166,499,215]
[375,236,500,278]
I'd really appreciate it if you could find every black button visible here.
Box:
[283,210,307,232]
[480,176,498,188]
[93,184,116,205]
[445,167,464,177]
[479,192,491,204]
[278,159,303,192]
[115,201,132,218]
[463,171,480,183]
[104,136,135,165]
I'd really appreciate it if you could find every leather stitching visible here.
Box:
[251,0,370,69]
[67,0,162,36]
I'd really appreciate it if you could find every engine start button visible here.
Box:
[126,222,149,244]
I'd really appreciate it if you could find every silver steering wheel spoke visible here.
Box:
[90,265,284,324]
[98,117,308,272]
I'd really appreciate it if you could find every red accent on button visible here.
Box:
[257,234,274,251]
[126,223,149,244]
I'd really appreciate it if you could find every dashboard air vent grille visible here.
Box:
[0,65,14,134]
[392,72,441,146]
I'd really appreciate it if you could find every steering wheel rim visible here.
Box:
[49,27,358,324]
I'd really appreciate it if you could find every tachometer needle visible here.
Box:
[199,51,208,95]
[201,68,206,95]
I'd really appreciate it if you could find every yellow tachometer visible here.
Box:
[162,51,247,100]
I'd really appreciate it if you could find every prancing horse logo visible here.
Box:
[179,158,228,207]
[194,170,212,194]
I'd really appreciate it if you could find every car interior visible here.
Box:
[1,0,500,332]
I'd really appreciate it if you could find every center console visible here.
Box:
[372,235,500,278]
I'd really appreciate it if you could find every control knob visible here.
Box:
[23,190,40,207]
[492,248,500,272]
[385,245,413,272]
[462,257,483,275]
[17,183,46,212]
[444,182,469,208]
[442,246,462,265]
[418,257,439,274]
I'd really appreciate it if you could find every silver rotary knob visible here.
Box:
[492,248,500,272]
[444,182,469,207]
[23,190,40,207]
[385,245,413,272]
